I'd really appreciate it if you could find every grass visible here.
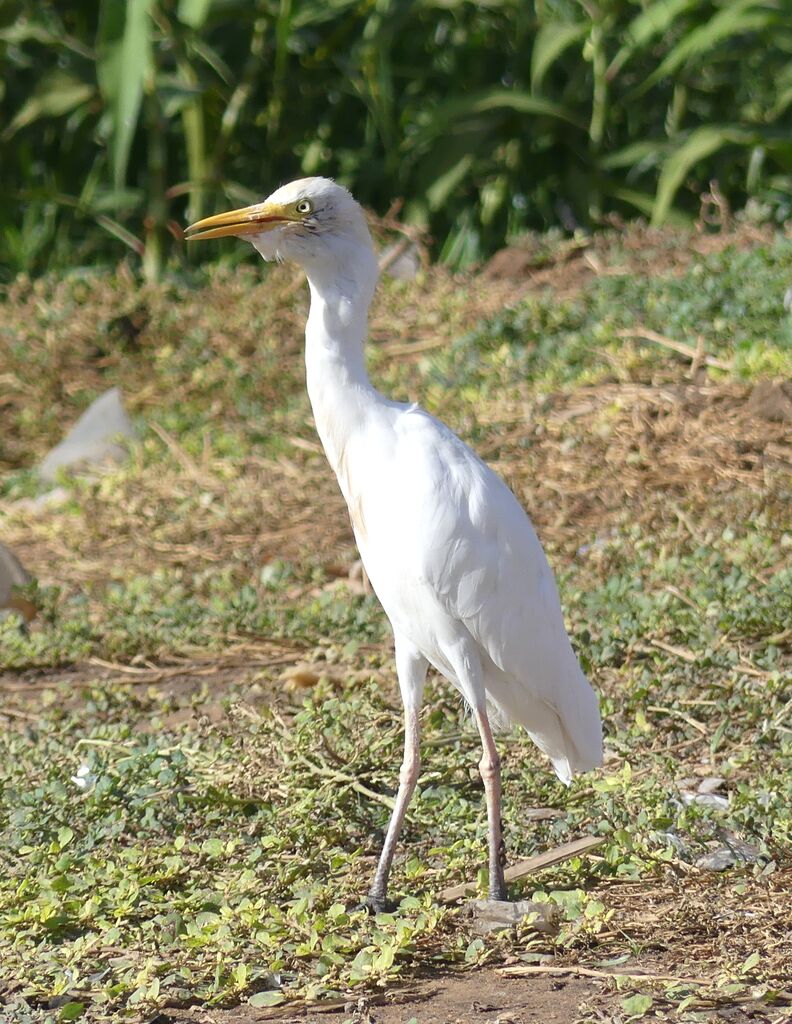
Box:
[1,223,790,1021]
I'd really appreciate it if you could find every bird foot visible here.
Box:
[363,892,400,915]
[467,898,559,936]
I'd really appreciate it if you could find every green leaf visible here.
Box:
[607,0,700,79]
[622,993,653,1016]
[409,88,583,156]
[248,991,285,1007]
[97,0,154,188]
[600,140,666,171]
[464,937,485,963]
[638,1,780,93]
[57,826,74,848]
[373,944,395,971]
[531,21,587,92]
[3,72,94,138]
[178,0,214,28]
[711,717,729,754]
[59,1004,85,1022]
[652,125,754,225]
[426,154,474,211]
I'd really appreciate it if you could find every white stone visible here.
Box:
[39,387,135,481]
[380,241,420,280]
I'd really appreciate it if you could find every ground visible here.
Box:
[0,221,790,1023]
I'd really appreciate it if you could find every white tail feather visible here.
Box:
[484,667,603,785]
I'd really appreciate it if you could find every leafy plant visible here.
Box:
[2,1,792,277]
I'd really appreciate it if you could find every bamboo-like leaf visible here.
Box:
[467,91,581,124]
[426,154,474,211]
[770,63,792,118]
[607,0,700,80]
[97,0,154,188]
[652,126,753,225]
[409,88,583,155]
[96,0,125,106]
[531,21,587,93]
[175,64,207,223]
[94,213,145,254]
[639,1,780,93]
[600,140,667,171]
[292,0,360,30]
[3,71,94,138]
[609,185,690,225]
[177,0,214,29]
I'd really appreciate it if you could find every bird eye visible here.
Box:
[295,199,312,215]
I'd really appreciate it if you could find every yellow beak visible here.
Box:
[185,201,292,241]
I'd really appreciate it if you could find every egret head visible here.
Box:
[185,177,374,273]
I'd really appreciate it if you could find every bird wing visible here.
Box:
[391,407,559,671]
[387,407,602,778]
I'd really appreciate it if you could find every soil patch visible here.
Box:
[161,967,595,1024]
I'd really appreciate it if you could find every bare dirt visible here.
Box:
[162,968,595,1023]
[157,958,786,1023]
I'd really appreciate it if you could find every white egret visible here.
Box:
[186,178,602,909]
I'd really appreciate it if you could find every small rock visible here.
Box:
[39,387,135,480]
[681,791,730,811]
[0,543,37,622]
[659,830,692,860]
[380,241,420,280]
[12,486,70,514]
[281,663,322,690]
[697,777,726,795]
[522,807,566,821]
[466,899,558,936]
[696,837,761,872]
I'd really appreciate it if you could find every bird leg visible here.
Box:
[367,705,421,912]
[474,708,508,902]
[367,639,427,912]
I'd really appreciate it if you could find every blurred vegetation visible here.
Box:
[2,0,792,279]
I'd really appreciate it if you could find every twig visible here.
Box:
[378,235,413,275]
[498,964,711,986]
[438,835,605,903]
[649,638,698,663]
[647,705,708,736]
[0,706,38,720]
[291,752,396,810]
[149,421,221,491]
[287,435,323,455]
[380,337,448,357]
[616,327,733,371]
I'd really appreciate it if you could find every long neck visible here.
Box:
[303,238,380,490]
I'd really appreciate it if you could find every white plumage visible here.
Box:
[187,177,602,907]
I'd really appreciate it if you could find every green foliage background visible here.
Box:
[2,0,792,279]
